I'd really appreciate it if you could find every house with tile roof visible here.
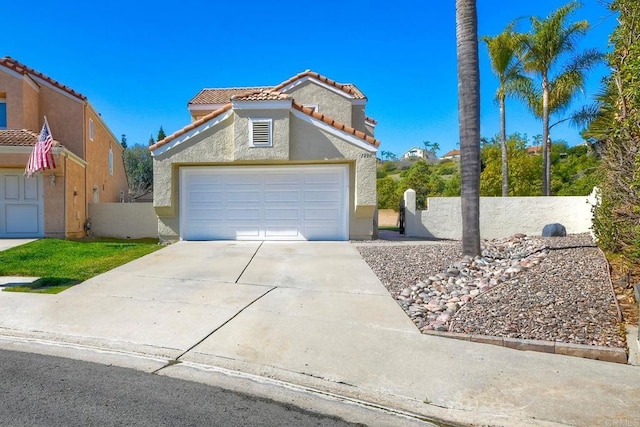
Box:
[151,70,379,241]
[441,149,460,160]
[0,57,128,238]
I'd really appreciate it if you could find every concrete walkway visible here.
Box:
[0,239,36,252]
[0,241,638,426]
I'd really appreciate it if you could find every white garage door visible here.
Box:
[180,165,349,241]
[0,170,44,238]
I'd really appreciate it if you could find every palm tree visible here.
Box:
[482,23,527,197]
[456,0,481,256]
[520,1,601,195]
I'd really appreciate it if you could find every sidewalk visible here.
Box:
[0,241,638,426]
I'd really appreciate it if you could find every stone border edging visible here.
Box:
[423,330,629,364]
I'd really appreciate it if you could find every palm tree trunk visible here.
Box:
[500,95,508,197]
[456,0,481,256]
[542,76,550,196]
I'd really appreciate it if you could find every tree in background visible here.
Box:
[482,23,527,197]
[157,126,166,142]
[520,1,600,195]
[123,145,153,198]
[587,0,640,256]
[148,134,155,146]
[456,0,481,256]
[480,134,541,196]
[120,134,127,149]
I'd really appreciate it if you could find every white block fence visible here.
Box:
[403,189,596,240]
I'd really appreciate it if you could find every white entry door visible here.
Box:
[180,165,349,241]
[0,170,44,237]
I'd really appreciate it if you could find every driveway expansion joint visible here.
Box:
[153,285,277,374]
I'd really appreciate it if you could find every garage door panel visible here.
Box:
[188,208,225,221]
[304,190,340,203]
[264,190,299,203]
[4,175,19,200]
[226,191,261,202]
[181,165,347,241]
[5,205,39,233]
[304,173,340,185]
[265,208,300,220]
[226,208,260,220]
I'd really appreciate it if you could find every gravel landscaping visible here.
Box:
[355,234,625,348]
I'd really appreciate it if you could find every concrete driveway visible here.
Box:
[0,241,417,362]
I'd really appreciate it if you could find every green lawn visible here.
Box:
[0,238,162,294]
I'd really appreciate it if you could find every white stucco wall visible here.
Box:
[403,189,595,239]
[88,203,158,239]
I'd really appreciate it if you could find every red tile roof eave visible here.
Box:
[150,104,233,151]
[272,70,367,100]
[152,102,380,152]
[0,57,87,101]
[292,103,380,148]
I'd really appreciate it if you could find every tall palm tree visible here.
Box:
[482,23,527,197]
[456,0,481,256]
[520,1,600,195]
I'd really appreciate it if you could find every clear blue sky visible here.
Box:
[2,1,616,156]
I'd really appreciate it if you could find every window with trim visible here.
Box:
[108,147,113,175]
[89,118,94,141]
[250,118,273,147]
[0,95,6,129]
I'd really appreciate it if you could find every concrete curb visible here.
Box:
[423,330,629,364]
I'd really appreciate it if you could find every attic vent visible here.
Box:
[250,119,272,147]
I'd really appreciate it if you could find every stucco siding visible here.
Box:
[233,109,289,161]
[38,85,84,157]
[84,106,128,206]
[285,80,352,126]
[351,105,367,134]
[64,156,87,237]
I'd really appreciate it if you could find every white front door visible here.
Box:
[0,170,44,238]
[180,165,349,241]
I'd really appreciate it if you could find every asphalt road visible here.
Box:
[0,349,360,426]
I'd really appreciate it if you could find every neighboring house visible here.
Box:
[0,57,128,238]
[402,147,426,160]
[527,146,542,155]
[441,149,460,160]
[150,70,379,241]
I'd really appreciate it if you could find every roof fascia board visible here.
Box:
[151,110,233,157]
[291,109,377,153]
[0,66,41,93]
[231,99,292,110]
[0,146,34,154]
[188,103,226,111]
[30,75,84,103]
[280,76,360,102]
[55,146,87,167]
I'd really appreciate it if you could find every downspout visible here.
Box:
[83,102,88,233]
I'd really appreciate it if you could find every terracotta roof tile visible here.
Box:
[231,90,290,101]
[442,149,460,157]
[0,129,62,147]
[150,104,233,151]
[189,70,367,106]
[189,87,271,105]
[292,102,380,148]
[365,116,378,125]
[0,56,87,101]
[273,70,367,99]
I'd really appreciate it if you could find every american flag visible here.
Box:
[25,119,56,177]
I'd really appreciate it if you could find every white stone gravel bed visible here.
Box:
[355,234,625,348]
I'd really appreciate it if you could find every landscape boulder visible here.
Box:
[542,223,567,237]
